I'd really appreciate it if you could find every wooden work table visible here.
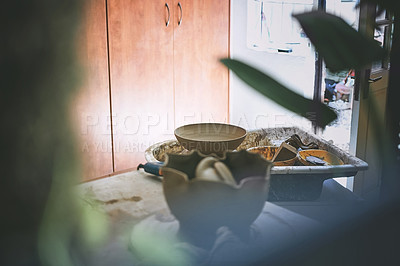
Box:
[77,170,364,265]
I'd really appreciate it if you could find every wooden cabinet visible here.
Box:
[174,0,229,126]
[75,0,229,179]
[71,0,113,181]
[108,0,175,171]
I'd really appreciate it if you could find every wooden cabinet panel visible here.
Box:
[108,0,175,171]
[71,0,113,180]
[173,0,229,126]
[74,0,230,178]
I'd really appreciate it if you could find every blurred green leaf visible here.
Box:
[294,11,386,72]
[80,201,109,247]
[221,58,337,128]
[130,223,189,266]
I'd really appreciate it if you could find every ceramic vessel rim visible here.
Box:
[297,149,344,165]
[162,165,268,190]
[247,145,296,165]
[174,123,247,143]
[162,149,271,189]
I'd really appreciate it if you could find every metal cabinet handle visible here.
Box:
[178,2,182,26]
[165,3,170,27]
[369,76,383,83]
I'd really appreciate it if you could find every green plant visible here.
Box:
[222,0,399,201]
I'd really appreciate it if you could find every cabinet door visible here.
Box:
[173,0,229,126]
[108,0,175,171]
[71,0,113,181]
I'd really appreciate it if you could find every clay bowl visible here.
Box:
[247,146,297,166]
[162,150,272,247]
[297,149,344,166]
[174,123,247,155]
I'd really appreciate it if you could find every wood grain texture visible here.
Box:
[173,0,229,127]
[108,0,175,171]
[71,0,113,181]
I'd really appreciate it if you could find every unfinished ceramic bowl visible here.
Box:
[162,150,272,247]
[247,146,297,166]
[297,149,344,166]
[174,123,247,155]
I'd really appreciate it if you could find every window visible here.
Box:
[247,0,314,56]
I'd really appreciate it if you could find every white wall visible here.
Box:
[229,0,316,130]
